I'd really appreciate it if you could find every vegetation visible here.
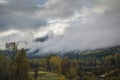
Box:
[29,71,60,80]
[0,45,120,80]
[0,48,30,80]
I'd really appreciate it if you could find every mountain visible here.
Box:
[1,36,120,59]
[27,46,120,59]
[34,31,54,42]
[35,35,49,42]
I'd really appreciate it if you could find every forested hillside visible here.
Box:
[0,46,120,80]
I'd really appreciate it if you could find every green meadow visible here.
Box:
[29,71,60,80]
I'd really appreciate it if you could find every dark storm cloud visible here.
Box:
[0,0,48,32]
[0,0,98,32]
[35,0,97,18]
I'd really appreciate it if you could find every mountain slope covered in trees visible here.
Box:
[28,46,120,59]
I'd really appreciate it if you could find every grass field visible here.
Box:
[29,71,60,80]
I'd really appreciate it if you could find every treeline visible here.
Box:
[0,46,120,80]
[70,53,120,66]
[0,48,30,80]
[31,52,120,80]
[31,55,81,80]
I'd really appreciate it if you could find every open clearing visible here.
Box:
[29,71,60,80]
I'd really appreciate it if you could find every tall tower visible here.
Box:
[6,42,18,61]
[6,42,17,51]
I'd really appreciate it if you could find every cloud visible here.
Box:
[0,0,48,32]
[35,0,97,18]
[0,0,8,4]
[27,0,120,53]
[0,0,120,53]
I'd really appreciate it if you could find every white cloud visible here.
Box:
[0,30,19,38]
[0,0,8,4]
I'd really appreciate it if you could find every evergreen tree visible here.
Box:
[0,55,10,80]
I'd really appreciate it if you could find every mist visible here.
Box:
[0,0,120,53]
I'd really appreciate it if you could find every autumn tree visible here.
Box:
[16,48,30,80]
[50,56,62,73]
[114,53,120,66]
[61,58,77,79]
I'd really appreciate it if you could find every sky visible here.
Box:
[0,0,120,53]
